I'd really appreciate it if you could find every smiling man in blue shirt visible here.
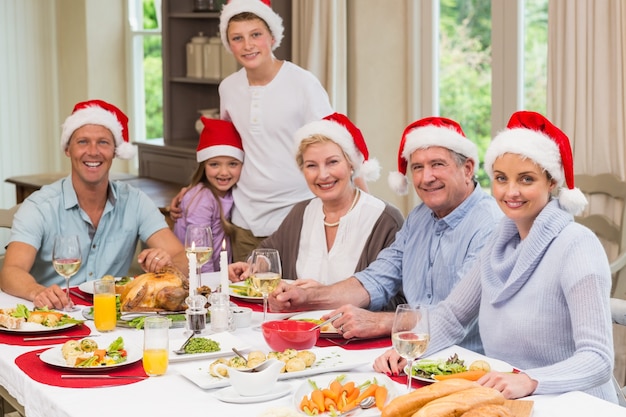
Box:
[0,100,187,310]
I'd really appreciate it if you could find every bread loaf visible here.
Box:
[412,386,506,417]
[460,404,514,417]
[381,379,478,417]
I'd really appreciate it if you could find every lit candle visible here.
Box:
[188,244,197,297]
[220,239,229,294]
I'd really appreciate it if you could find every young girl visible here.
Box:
[173,117,244,272]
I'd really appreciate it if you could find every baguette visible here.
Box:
[381,379,478,417]
[412,386,506,417]
[460,404,514,417]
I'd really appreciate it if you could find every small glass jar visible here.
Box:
[209,293,234,332]
[185,294,208,334]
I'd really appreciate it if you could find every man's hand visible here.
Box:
[268,280,307,312]
[169,187,188,222]
[32,284,70,310]
[137,248,171,272]
[321,306,393,340]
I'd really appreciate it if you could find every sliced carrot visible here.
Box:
[322,387,338,401]
[324,396,337,413]
[432,369,487,381]
[311,389,325,413]
[374,385,388,410]
[93,349,106,362]
[355,383,378,404]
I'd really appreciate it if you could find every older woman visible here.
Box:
[230,113,404,306]
[374,111,616,402]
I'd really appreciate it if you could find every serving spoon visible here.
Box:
[337,396,376,416]
[310,312,343,331]
[173,333,195,354]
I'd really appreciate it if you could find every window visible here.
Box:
[127,0,163,142]
[437,0,548,187]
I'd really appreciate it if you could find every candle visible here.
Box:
[187,250,197,297]
[220,239,229,293]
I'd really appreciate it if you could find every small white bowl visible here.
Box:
[230,307,252,328]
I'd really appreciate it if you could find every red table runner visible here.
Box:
[16,348,148,388]
[315,335,392,351]
[0,323,92,346]
[70,286,93,306]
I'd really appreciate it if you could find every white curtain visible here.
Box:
[291,0,347,113]
[549,0,626,386]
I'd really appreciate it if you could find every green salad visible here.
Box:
[411,353,467,378]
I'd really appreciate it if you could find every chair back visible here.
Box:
[0,204,20,271]
[574,173,626,296]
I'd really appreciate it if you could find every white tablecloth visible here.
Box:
[0,282,625,417]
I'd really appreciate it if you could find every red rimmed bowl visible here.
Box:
[261,320,320,351]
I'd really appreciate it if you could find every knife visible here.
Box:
[61,374,148,379]
[23,334,100,341]
[70,290,92,303]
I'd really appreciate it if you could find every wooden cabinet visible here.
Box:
[138,0,292,185]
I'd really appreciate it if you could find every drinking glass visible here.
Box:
[93,279,117,332]
[143,316,170,376]
[52,235,82,312]
[184,224,213,289]
[248,248,282,328]
[391,304,430,392]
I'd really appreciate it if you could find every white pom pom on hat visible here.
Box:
[219,0,284,54]
[388,117,478,195]
[60,99,136,160]
[484,110,587,215]
[293,112,381,182]
[196,117,244,163]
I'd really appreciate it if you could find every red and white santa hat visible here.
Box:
[293,112,381,182]
[219,0,283,54]
[388,116,478,195]
[484,110,587,215]
[197,117,244,163]
[60,99,136,159]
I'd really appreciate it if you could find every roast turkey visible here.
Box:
[119,267,189,312]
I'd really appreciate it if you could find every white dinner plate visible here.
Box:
[39,335,142,370]
[178,346,368,390]
[293,372,398,416]
[168,331,250,363]
[289,310,340,337]
[407,345,514,383]
[0,321,78,333]
[214,382,291,404]
[229,282,263,303]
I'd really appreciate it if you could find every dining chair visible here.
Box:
[574,174,626,388]
[0,204,20,271]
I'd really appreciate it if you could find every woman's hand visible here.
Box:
[373,347,407,377]
[477,371,538,399]
[168,187,188,222]
[228,261,249,282]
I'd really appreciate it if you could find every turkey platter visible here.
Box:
[119,267,189,312]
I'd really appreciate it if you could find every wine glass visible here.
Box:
[52,235,82,312]
[248,248,282,328]
[391,304,430,392]
[185,224,213,289]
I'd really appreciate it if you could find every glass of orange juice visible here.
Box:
[93,279,117,332]
[143,316,170,376]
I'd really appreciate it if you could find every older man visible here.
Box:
[269,117,502,352]
[0,100,187,310]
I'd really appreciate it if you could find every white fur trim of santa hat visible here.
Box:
[484,113,587,215]
[294,116,381,182]
[60,101,136,160]
[219,0,284,54]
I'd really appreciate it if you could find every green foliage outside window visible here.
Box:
[143,0,163,140]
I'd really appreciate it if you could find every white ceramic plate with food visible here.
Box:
[0,321,78,333]
[228,282,263,303]
[178,346,368,390]
[293,372,398,416]
[39,336,142,370]
[214,382,291,404]
[78,277,129,295]
[289,310,340,337]
[407,345,515,383]
[168,331,250,363]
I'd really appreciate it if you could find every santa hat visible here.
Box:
[197,117,244,163]
[484,110,587,215]
[219,0,284,54]
[293,112,381,182]
[60,99,136,160]
[388,117,478,195]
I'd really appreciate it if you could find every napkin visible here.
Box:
[0,323,92,346]
[315,336,392,351]
[231,298,264,312]
[16,348,148,388]
[70,286,93,306]
[390,373,430,389]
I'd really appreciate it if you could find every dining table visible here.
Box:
[0,273,625,417]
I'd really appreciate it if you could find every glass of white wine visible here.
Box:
[391,304,430,392]
[184,224,213,290]
[248,248,282,328]
[52,235,82,312]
